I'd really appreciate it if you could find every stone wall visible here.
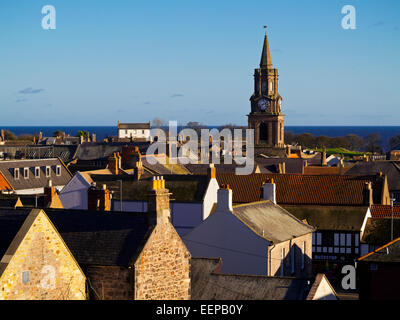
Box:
[85,266,133,300]
[0,210,86,300]
[268,233,313,278]
[134,222,191,300]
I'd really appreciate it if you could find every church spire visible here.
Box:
[260,30,272,69]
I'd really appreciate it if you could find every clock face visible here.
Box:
[258,99,268,111]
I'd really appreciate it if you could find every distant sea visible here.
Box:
[1,126,400,150]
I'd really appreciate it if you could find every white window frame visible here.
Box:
[14,168,20,179]
[46,166,51,178]
[23,167,29,179]
[35,166,40,178]
[56,165,61,176]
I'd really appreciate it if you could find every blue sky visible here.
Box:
[0,0,399,126]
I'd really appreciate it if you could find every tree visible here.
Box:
[3,130,17,141]
[345,134,364,151]
[153,117,166,128]
[389,134,400,150]
[364,133,383,154]
[76,130,89,139]
[53,130,64,138]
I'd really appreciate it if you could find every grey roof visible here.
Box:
[359,236,400,263]
[184,163,261,175]
[361,218,400,245]
[233,201,315,243]
[191,258,311,300]
[76,142,150,161]
[0,208,152,267]
[0,145,79,163]
[118,123,150,129]
[346,161,400,191]
[254,157,306,174]
[90,174,210,202]
[0,158,72,191]
[282,205,368,231]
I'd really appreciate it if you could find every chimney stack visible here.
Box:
[108,152,120,175]
[44,180,55,206]
[262,178,277,204]
[208,163,216,179]
[363,182,373,207]
[88,183,111,211]
[147,176,171,225]
[321,146,327,166]
[216,185,233,212]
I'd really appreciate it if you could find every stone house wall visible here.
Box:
[268,232,313,278]
[0,210,86,300]
[134,222,191,300]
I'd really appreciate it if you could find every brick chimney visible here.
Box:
[44,180,55,207]
[88,183,111,211]
[108,152,120,175]
[147,176,171,225]
[133,147,144,180]
[91,133,97,142]
[363,182,373,207]
[216,185,233,212]
[262,178,276,204]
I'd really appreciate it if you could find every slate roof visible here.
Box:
[0,158,72,191]
[358,237,400,263]
[76,142,150,161]
[232,201,314,243]
[0,208,152,267]
[190,258,311,300]
[346,161,400,191]
[118,123,151,129]
[0,145,79,163]
[184,163,262,175]
[216,173,385,206]
[282,205,368,231]
[361,218,400,245]
[253,157,306,174]
[90,174,210,202]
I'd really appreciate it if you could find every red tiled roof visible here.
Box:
[370,204,400,218]
[216,173,384,206]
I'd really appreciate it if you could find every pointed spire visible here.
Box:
[260,29,272,69]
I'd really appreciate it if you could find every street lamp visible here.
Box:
[390,194,396,241]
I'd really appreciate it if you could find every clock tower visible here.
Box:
[248,30,284,147]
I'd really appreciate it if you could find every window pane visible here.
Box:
[355,234,359,247]
[334,233,339,246]
[316,233,322,245]
[346,234,352,246]
[340,234,346,246]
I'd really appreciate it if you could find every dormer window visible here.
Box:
[35,167,40,178]
[46,166,51,178]
[56,165,61,176]
[23,168,29,179]
[14,168,20,180]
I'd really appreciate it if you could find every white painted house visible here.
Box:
[117,121,151,141]
[183,185,315,276]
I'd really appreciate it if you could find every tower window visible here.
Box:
[269,82,273,91]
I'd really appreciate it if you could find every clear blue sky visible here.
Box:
[0,0,399,126]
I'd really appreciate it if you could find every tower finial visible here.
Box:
[260,27,272,68]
